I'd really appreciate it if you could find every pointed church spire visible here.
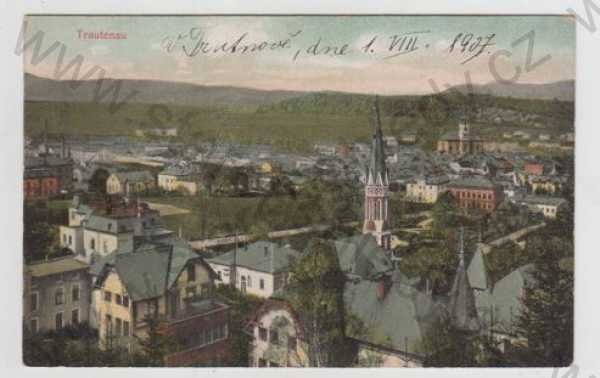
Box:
[367,96,387,184]
[448,227,480,332]
[363,96,392,250]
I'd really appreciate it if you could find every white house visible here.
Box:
[206,241,300,298]
[405,175,450,204]
[59,197,174,264]
[247,299,309,367]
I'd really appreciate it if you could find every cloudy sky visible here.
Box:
[23,15,575,95]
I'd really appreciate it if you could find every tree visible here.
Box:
[135,315,173,367]
[512,237,574,367]
[287,238,349,366]
[417,313,479,367]
[432,191,458,233]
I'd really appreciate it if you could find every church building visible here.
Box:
[362,97,392,251]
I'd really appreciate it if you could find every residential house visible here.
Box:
[247,299,310,367]
[59,196,174,264]
[23,257,91,333]
[158,165,203,195]
[405,175,450,204]
[106,171,156,195]
[24,156,73,200]
[207,241,301,298]
[517,195,567,219]
[91,238,230,366]
[447,177,504,211]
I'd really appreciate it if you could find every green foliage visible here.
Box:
[288,238,349,367]
[214,285,265,366]
[144,178,360,240]
[135,315,175,367]
[431,191,459,233]
[512,236,574,366]
[23,323,140,366]
[418,313,479,367]
[23,202,68,262]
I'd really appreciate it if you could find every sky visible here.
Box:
[23,15,575,95]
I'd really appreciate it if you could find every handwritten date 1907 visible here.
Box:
[448,32,496,64]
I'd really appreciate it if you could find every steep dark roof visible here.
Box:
[207,241,300,274]
[447,231,480,332]
[114,249,171,301]
[344,279,444,354]
[334,234,393,280]
[366,97,388,183]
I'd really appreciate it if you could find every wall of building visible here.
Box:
[25,269,91,333]
[251,307,309,367]
[209,262,276,298]
[59,226,84,255]
[93,270,133,350]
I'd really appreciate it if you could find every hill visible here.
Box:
[24,73,305,108]
[447,80,574,102]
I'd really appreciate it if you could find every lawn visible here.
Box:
[141,194,315,240]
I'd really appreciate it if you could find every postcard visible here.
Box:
[19,14,575,369]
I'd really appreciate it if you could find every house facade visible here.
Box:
[447,177,504,211]
[24,156,73,200]
[23,257,91,333]
[247,299,309,367]
[106,171,156,195]
[91,238,230,365]
[405,175,449,204]
[58,196,174,264]
[207,241,300,298]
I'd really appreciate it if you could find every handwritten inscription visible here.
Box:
[160,27,495,64]
[448,32,496,64]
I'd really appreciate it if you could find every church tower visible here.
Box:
[362,96,392,250]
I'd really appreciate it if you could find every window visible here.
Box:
[115,294,122,305]
[106,315,112,335]
[30,318,38,333]
[187,264,196,282]
[90,238,95,250]
[247,275,252,288]
[72,285,80,302]
[68,235,72,245]
[123,321,130,337]
[258,327,267,341]
[122,295,129,307]
[55,288,64,305]
[55,312,63,330]
[259,279,265,290]
[71,309,79,324]
[115,318,122,337]
[63,234,67,244]
[288,336,297,351]
[270,329,279,345]
[258,358,267,367]
[186,286,197,298]
[30,292,39,312]
[104,291,112,302]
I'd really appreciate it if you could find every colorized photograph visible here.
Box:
[21,15,574,367]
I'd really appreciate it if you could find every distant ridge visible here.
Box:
[25,73,574,107]
[446,80,574,102]
[24,73,306,107]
